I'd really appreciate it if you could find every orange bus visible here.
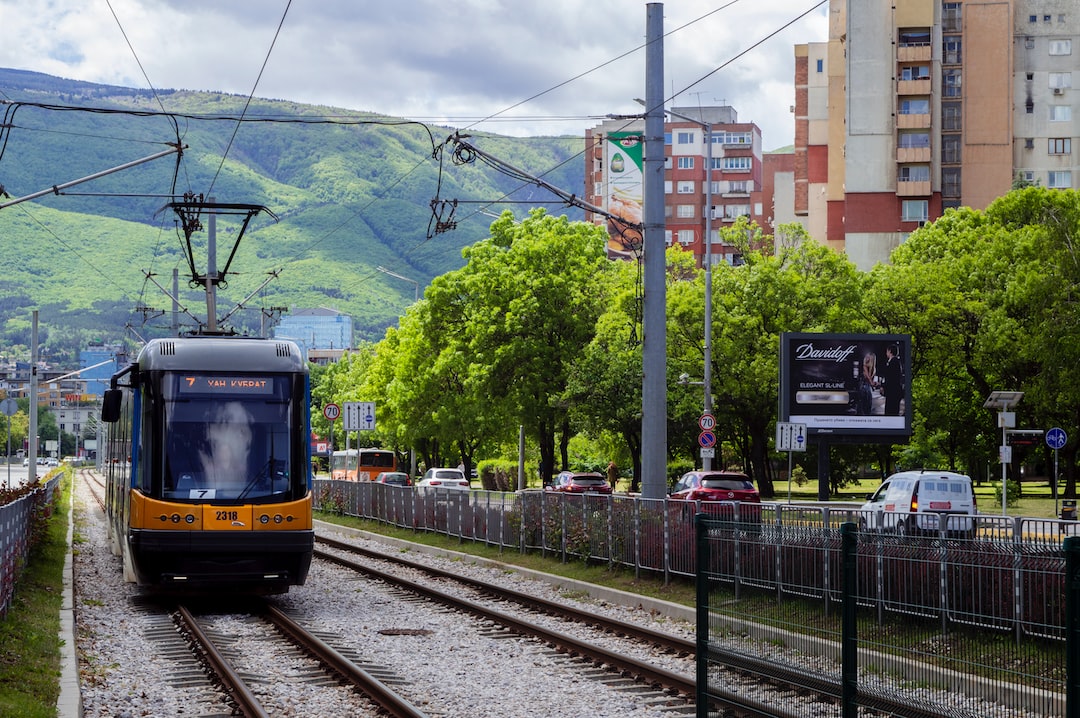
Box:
[330,448,397,481]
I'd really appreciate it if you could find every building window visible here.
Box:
[1025,138,1035,149]
[899,98,930,115]
[943,3,961,32]
[942,135,961,163]
[816,58,823,72]
[1020,170,1036,184]
[723,204,750,219]
[664,156,672,169]
[899,131,930,149]
[1025,37,1035,49]
[942,168,961,198]
[901,65,931,81]
[1044,15,1052,23]
[665,230,673,245]
[943,69,962,97]
[710,157,723,170]
[677,229,695,244]
[1049,39,1072,55]
[722,156,752,171]
[898,29,930,47]
[942,103,961,130]
[1029,15,1037,23]
[676,204,695,218]
[716,131,752,145]
[898,165,930,182]
[664,181,673,194]
[1049,171,1073,188]
[1050,105,1072,121]
[943,39,962,65]
[677,181,695,194]
[1049,138,1072,154]
[664,204,672,218]
[902,200,928,222]
[1049,72,1072,88]
[677,156,695,170]
[728,180,749,193]
[677,131,695,145]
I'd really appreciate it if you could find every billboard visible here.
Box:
[779,333,911,438]
[603,131,644,260]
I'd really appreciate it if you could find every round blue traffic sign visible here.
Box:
[1047,427,1067,450]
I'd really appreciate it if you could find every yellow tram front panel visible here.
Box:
[129,491,204,530]
[127,492,311,532]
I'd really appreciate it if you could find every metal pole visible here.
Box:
[1001,415,1007,516]
[29,311,38,484]
[206,198,218,333]
[666,107,714,471]
[640,3,667,499]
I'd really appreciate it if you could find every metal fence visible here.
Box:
[314,479,1073,716]
[0,476,61,619]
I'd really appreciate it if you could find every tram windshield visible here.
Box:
[160,373,296,501]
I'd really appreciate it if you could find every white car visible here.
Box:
[416,467,471,490]
[860,469,977,537]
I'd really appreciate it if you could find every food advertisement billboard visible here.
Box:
[779,333,911,438]
[603,131,643,260]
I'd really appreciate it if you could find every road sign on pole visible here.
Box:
[344,401,376,431]
[775,422,807,452]
[1047,427,1067,450]
[323,403,340,421]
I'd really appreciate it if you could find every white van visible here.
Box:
[860,470,977,537]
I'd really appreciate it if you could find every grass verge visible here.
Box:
[315,511,698,608]
[0,473,69,718]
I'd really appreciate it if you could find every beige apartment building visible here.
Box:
[795,0,1077,270]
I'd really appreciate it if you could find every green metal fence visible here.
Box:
[695,514,1072,717]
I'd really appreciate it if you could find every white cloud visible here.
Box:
[1,0,828,148]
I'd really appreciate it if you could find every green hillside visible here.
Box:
[0,68,585,361]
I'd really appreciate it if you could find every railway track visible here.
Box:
[172,599,429,718]
[315,532,954,718]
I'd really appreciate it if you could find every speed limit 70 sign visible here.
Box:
[323,403,340,421]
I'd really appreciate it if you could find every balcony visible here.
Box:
[897,79,931,95]
[897,112,931,129]
[897,146,931,163]
[897,44,931,62]
[897,180,931,197]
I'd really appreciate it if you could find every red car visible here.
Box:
[546,471,613,494]
[669,471,760,503]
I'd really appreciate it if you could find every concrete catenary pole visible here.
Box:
[640,3,667,499]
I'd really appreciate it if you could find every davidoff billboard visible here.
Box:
[779,333,912,438]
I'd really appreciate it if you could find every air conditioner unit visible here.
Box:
[1054,88,1065,95]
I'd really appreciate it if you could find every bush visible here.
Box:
[994,478,1022,508]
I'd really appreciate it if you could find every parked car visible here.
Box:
[546,471,613,494]
[46,457,59,467]
[860,469,977,537]
[374,471,412,487]
[669,471,760,503]
[22,457,29,467]
[416,467,471,490]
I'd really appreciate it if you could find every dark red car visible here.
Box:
[669,471,760,503]
[546,471,613,494]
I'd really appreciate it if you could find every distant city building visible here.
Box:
[80,343,121,398]
[793,0,1077,269]
[273,308,354,360]
[585,106,770,267]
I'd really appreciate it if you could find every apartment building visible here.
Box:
[584,107,767,267]
[795,0,1078,270]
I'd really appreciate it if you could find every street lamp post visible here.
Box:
[664,108,714,470]
[983,391,1024,516]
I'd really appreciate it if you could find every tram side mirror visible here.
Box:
[101,389,122,423]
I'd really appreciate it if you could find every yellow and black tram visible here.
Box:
[101,335,313,594]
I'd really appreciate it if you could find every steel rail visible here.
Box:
[175,605,269,718]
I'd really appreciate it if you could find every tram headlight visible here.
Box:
[258,514,270,524]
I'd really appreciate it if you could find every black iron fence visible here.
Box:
[314,480,1074,716]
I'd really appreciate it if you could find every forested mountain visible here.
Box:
[0,68,585,363]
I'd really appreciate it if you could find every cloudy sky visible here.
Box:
[1,0,828,149]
